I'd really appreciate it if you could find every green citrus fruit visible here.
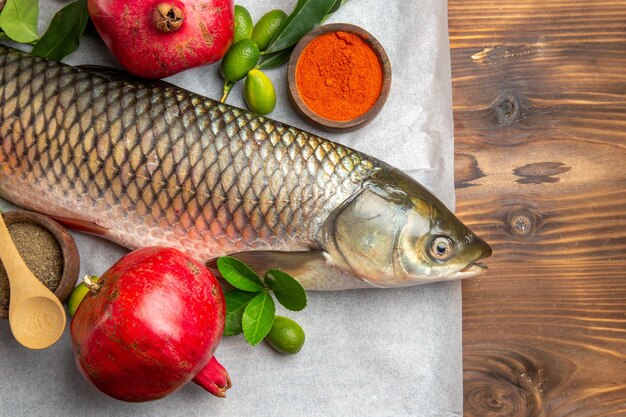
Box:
[67,276,99,317]
[244,69,276,115]
[233,5,253,44]
[251,9,287,51]
[265,316,305,355]
[220,39,260,82]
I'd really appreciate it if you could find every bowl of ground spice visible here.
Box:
[0,211,80,318]
[288,23,392,131]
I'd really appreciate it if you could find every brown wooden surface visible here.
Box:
[449,1,626,416]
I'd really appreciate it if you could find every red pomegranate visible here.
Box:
[70,247,230,401]
[88,0,234,78]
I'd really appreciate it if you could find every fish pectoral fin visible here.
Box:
[48,215,108,236]
[206,250,374,291]
[207,250,325,277]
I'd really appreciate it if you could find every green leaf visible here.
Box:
[216,256,265,292]
[322,0,349,23]
[265,269,307,311]
[327,0,349,15]
[32,0,89,60]
[257,47,294,70]
[223,290,257,336]
[0,0,39,43]
[264,0,336,54]
[242,291,276,346]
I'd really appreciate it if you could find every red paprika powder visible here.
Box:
[295,31,383,121]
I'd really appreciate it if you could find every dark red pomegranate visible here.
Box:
[70,247,230,402]
[87,0,234,79]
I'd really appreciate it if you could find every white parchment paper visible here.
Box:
[0,1,460,416]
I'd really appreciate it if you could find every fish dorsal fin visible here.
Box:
[206,250,373,291]
[76,65,178,89]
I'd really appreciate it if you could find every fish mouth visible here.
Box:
[455,236,492,279]
[454,262,488,279]
[460,262,488,274]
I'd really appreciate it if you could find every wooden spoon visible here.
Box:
[0,213,66,349]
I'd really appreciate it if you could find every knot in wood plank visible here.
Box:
[511,214,532,235]
[463,345,577,417]
[494,92,525,125]
[465,379,531,417]
[506,207,542,238]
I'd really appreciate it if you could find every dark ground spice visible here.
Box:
[0,221,63,310]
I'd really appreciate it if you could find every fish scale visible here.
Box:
[0,45,378,262]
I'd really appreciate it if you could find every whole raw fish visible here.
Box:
[0,45,490,290]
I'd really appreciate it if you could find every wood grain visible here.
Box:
[448,1,626,415]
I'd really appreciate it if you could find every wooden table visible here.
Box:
[449,1,626,415]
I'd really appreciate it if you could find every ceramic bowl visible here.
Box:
[287,23,392,132]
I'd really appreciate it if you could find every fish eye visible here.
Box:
[429,236,454,261]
